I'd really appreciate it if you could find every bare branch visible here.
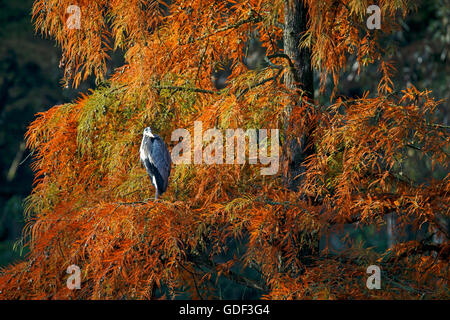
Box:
[153,85,218,95]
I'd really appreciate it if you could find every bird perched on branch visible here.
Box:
[140,127,171,200]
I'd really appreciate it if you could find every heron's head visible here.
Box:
[143,127,155,138]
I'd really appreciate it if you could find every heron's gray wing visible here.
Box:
[140,135,166,194]
[149,136,171,193]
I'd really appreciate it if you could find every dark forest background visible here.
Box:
[0,0,448,271]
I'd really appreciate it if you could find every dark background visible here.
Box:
[0,0,448,273]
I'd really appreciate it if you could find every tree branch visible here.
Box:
[236,69,283,99]
[153,85,218,95]
[183,15,262,45]
[267,53,295,70]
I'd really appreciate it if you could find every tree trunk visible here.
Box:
[282,1,318,271]
[282,0,314,191]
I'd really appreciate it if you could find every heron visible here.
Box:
[140,127,172,200]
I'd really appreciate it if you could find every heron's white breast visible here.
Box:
[139,138,147,162]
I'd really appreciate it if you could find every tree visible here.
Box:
[0,0,448,299]
[0,0,83,267]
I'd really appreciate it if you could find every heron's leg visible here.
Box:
[155,189,159,201]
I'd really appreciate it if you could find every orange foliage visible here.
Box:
[0,0,448,299]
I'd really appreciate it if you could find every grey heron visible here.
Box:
[140,127,172,199]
